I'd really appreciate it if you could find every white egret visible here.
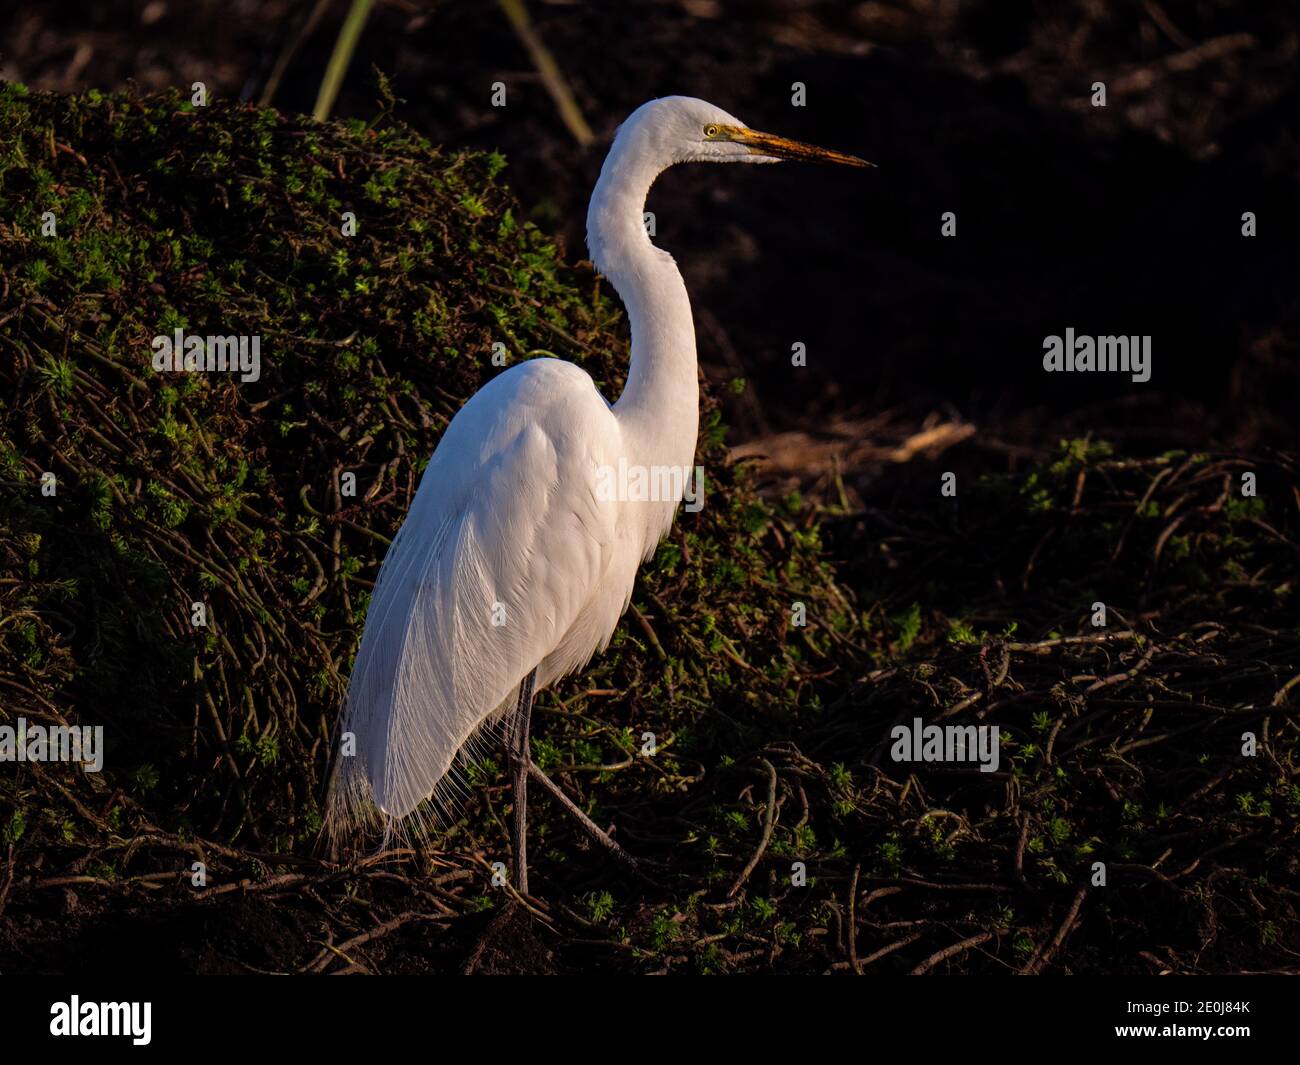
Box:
[326,96,869,890]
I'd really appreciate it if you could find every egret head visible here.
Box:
[620,96,872,169]
[589,96,870,275]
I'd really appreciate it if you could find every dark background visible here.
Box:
[4,0,1297,485]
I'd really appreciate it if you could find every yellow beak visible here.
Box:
[730,127,873,168]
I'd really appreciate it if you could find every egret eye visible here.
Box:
[703,124,719,138]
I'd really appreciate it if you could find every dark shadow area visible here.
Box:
[4,0,1297,455]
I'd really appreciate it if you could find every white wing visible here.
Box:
[328,359,622,833]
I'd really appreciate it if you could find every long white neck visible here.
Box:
[587,141,699,468]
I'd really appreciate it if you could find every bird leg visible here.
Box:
[507,667,535,895]
[506,667,651,886]
[526,761,647,879]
